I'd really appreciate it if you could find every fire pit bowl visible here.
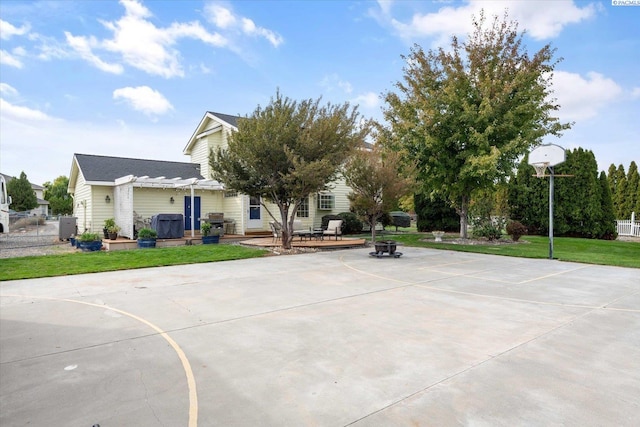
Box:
[370,240,402,258]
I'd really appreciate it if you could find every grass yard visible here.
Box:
[1,233,637,282]
[380,232,640,268]
[0,244,268,281]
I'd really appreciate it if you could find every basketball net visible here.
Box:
[532,162,549,178]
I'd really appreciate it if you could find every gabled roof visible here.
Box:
[71,153,204,184]
[183,111,241,155]
[209,111,239,128]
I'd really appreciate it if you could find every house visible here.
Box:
[0,172,49,217]
[68,111,352,238]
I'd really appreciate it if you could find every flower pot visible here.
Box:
[103,228,109,239]
[108,232,118,240]
[137,238,157,248]
[70,237,76,247]
[202,235,220,244]
[78,240,102,252]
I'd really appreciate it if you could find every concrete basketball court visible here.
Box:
[1,247,639,426]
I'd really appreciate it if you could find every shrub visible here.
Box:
[78,232,101,242]
[137,228,158,239]
[337,212,363,234]
[506,220,527,242]
[104,218,116,229]
[472,223,502,240]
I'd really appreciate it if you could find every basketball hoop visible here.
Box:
[528,144,567,260]
[531,162,549,178]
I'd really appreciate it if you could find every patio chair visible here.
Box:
[291,220,308,240]
[269,221,281,243]
[323,219,343,240]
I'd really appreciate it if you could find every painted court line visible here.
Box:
[1,294,198,427]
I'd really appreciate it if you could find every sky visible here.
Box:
[0,0,638,186]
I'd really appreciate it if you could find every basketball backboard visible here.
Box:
[528,143,565,167]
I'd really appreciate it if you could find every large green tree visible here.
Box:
[7,171,37,212]
[613,165,628,219]
[210,91,368,249]
[509,148,615,239]
[383,11,571,238]
[598,171,617,239]
[343,143,412,242]
[625,161,639,217]
[43,176,73,215]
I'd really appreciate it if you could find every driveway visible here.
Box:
[1,247,639,426]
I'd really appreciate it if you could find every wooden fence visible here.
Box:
[616,212,640,237]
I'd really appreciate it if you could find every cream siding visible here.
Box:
[72,171,92,233]
[90,185,115,233]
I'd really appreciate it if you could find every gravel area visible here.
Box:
[0,221,77,259]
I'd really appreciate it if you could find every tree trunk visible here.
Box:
[278,203,293,250]
[458,195,469,239]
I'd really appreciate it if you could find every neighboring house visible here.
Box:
[0,172,49,217]
[67,111,352,238]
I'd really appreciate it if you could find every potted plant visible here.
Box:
[201,222,222,244]
[103,218,116,239]
[137,227,158,248]
[107,224,121,240]
[432,230,445,242]
[77,232,103,252]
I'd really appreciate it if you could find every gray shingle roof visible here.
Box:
[74,154,204,182]
[208,111,240,128]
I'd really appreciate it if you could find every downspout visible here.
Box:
[190,184,195,238]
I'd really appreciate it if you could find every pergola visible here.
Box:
[114,175,224,238]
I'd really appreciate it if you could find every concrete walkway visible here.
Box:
[1,247,639,426]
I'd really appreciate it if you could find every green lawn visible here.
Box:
[376,232,640,268]
[1,233,637,282]
[0,244,268,281]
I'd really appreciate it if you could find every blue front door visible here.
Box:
[184,196,201,230]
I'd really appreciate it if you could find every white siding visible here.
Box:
[72,171,92,233]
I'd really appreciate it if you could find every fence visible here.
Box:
[616,212,639,237]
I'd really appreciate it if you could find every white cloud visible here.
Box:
[378,0,595,45]
[0,49,23,68]
[113,86,173,117]
[0,98,54,121]
[552,71,622,121]
[0,19,30,40]
[0,112,192,185]
[208,3,237,29]
[204,2,283,47]
[632,87,640,99]
[320,74,353,94]
[64,32,124,74]
[352,92,380,109]
[0,83,19,97]
[60,0,227,78]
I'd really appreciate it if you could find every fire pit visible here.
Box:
[369,240,402,258]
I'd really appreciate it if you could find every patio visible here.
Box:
[100,233,367,251]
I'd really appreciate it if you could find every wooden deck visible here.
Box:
[239,236,367,249]
[101,234,366,251]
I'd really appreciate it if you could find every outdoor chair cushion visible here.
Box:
[323,220,343,239]
[291,220,307,235]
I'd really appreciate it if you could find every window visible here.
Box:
[317,193,335,210]
[296,197,309,218]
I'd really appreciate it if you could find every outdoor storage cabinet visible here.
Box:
[151,214,184,239]
[58,216,77,240]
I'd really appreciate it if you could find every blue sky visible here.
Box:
[1,0,638,186]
